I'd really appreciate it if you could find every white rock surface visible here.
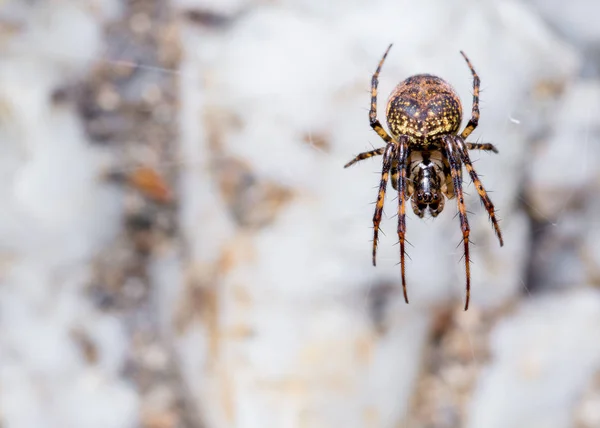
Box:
[2,0,598,427]
[529,0,600,45]
[0,2,138,428]
[467,289,600,428]
[527,81,600,220]
[172,0,580,426]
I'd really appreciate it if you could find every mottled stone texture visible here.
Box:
[1,0,600,428]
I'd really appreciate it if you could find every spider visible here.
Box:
[344,44,503,310]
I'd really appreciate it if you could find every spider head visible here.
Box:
[411,161,445,218]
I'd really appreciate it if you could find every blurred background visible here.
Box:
[1,0,600,427]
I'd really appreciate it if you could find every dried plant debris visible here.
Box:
[575,370,600,428]
[79,1,203,427]
[216,156,294,229]
[105,165,174,204]
[202,106,295,229]
[407,308,497,428]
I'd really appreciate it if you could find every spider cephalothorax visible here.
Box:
[410,155,446,218]
[344,44,503,310]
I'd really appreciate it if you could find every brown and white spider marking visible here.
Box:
[344,44,503,310]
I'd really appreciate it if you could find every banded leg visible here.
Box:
[372,144,395,266]
[443,136,472,311]
[370,44,394,144]
[455,137,504,247]
[459,51,480,140]
[466,142,498,153]
[396,136,410,303]
[390,160,398,190]
[344,147,385,168]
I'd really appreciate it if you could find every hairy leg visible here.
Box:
[443,135,472,310]
[372,143,396,266]
[459,51,480,140]
[455,137,504,246]
[396,136,410,303]
[466,142,497,153]
[344,147,385,168]
[370,44,394,144]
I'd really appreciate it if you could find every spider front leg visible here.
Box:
[372,143,396,266]
[454,137,504,246]
[443,135,472,311]
[396,136,410,303]
[344,42,394,168]
[344,147,385,168]
[370,44,394,144]
[459,51,480,140]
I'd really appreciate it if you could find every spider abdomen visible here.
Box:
[386,74,462,145]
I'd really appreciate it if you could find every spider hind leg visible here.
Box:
[396,137,410,303]
[454,136,504,246]
[372,144,396,266]
[442,135,472,311]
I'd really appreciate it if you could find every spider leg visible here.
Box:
[455,137,504,246]
[370,44,394,144]
[443,135,471,311]
[344,147,385,168]
[396,136,410,303]
[459,51,480,140]
[390,160,398,190]
[466,142,498,154]
[372,143,396,266]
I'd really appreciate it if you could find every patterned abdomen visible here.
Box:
[386,74,462,142]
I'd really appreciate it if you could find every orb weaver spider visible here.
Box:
[344,44,503,310]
